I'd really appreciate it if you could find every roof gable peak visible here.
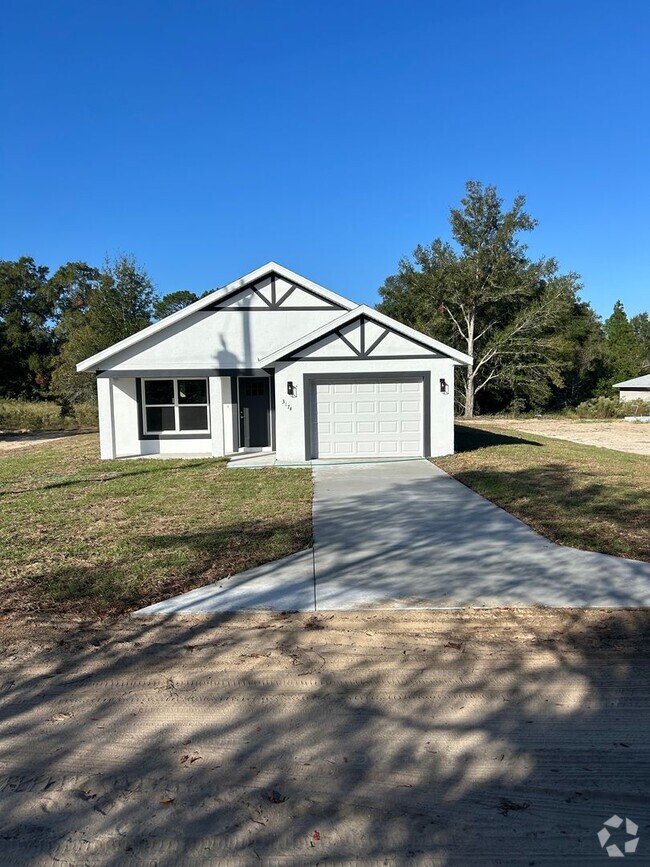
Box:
[77,262,354,372]
[260,306,473,366]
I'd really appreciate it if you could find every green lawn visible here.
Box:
[436,424,650,562]
[0,434,312,617]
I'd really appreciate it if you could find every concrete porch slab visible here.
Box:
[227,452,277,468]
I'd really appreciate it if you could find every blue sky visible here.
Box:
[1,0,648,319]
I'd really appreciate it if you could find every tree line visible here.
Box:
[0,255,198,406]
[1,182,648,416]
[378,182,649,416]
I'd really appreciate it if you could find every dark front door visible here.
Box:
[238,377,270,448]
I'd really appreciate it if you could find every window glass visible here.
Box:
[146,406,176,432]
[143,378,209,434]
[178,379,207,404]
[179,405,208,431]
[145,379,174,405]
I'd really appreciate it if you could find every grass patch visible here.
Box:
[0,434,312,617]
[567,395,650,419]
[0,399,98,431]
[436,423,650,562]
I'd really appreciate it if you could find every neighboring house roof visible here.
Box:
[259,304,473,366]
[76,262,355,373]
[613,374,650,388]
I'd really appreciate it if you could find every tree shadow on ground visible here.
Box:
[453,424,541,453]
[0,609,648,864]
[0,458,217,496]
[0,429,97,443]
[450,462,649,561]
[5,518,312,617]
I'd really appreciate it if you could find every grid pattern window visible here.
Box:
[143,379,209,434]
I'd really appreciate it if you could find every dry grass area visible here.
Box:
[437,423,650,562]
[0,433,312,620]
[470,416,650,455]
[0,608,648,864]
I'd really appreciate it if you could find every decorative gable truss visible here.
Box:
[286,315,445,361]
[204,271,347,312]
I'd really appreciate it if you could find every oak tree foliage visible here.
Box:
[378,182,598,415]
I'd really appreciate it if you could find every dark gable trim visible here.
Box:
[102,368,217,379]
[279,315,446,363]
[207,306,345,311]
[335,328,360,356]
[111,368,271,379]
[203,270,347,312]
[365,327,390,355]
[287,355,442,362]
[276,283,296,306]
[217,368,272,377]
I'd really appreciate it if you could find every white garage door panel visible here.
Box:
[313,380,424,458]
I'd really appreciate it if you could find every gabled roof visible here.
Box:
[76,262,355,373]
[259,305,473,366]
[613,374,650,388]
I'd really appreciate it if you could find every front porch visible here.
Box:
[97,371,276,460]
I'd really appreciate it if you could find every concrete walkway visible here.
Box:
[134,460,650,614]
[226,451,277,468]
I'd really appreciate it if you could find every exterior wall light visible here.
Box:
[440,378,449,394]
[287,381,296,396]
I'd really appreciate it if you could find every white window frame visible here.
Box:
[142,377,210,435]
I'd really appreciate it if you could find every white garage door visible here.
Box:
[312,379,424,458]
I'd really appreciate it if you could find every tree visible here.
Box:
[0,257,54,398]
[153,290,198,320]
[548,300,607,408]
[48,261,101,340]
[631,312,650,371]
[600,301,644,387]
[51,255,154,402]
[378,182,582,416]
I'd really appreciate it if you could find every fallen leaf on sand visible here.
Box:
[180,750,202,766]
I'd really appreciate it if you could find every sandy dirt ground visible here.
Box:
[466,417,650,455]
[0,431,94,454]
[1,609,648,865]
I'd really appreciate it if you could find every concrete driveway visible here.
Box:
[135,460,650,614]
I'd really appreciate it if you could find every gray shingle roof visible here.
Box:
[613,373,650,388]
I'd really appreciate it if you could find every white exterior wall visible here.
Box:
[619,389,650,402]
[208,376,225,457]
[221,377,236,454]
[91,296,466,461]
[112,378,140,457]
[273,357,456,463]
[96,377,116,459]
[99,308,342,372]
[139,438,212,456]
[98,375,228,459]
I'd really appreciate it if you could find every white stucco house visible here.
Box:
[77,263,472,463]
[613,373,650,402]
